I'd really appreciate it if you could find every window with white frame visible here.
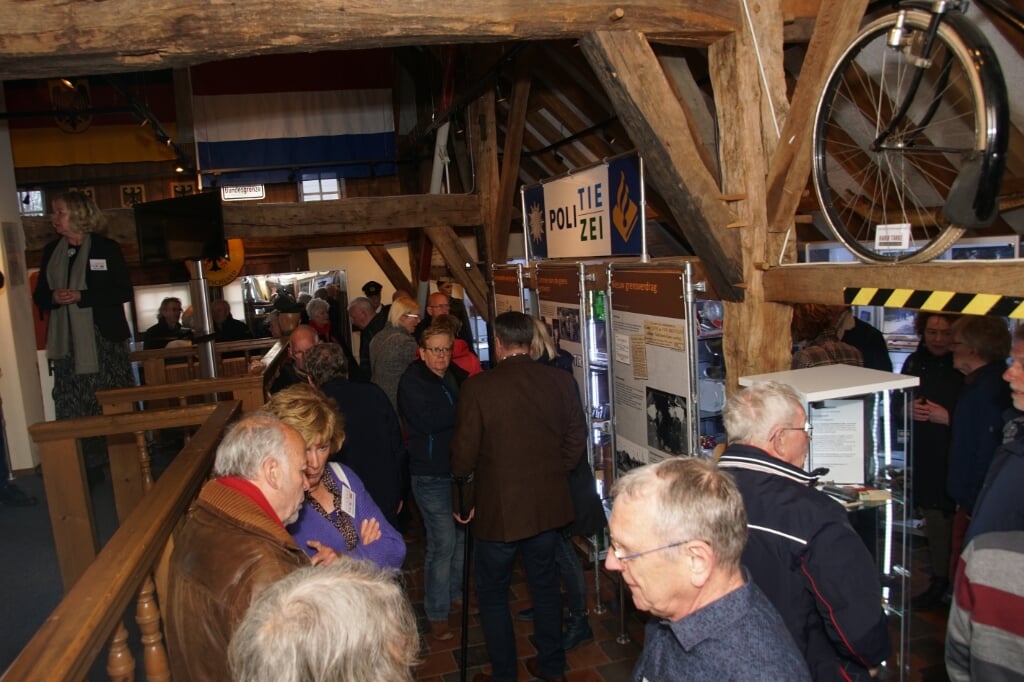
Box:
[18,190,45,216]
[300,172,344,202]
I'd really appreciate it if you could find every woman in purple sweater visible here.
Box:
[264,384,406,571]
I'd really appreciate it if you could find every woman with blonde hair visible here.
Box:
[264,384,406,570]
[369,296,421,411]
[33,190,134,484]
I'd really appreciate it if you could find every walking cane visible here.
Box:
[454,474,474,682]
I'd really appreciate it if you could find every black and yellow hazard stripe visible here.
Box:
[844,287,1024,319]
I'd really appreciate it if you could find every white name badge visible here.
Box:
[89,259,108,271]
[340,485,356,518]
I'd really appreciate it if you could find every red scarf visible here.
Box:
[217,476,285,531]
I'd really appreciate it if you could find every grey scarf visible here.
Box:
[45,234,99,374]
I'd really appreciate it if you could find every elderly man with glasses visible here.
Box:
[718,381,890,682]
[606,456,809,680]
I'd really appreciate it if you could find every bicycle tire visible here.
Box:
[812,7,1008,264]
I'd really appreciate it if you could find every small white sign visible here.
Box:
[875,222,911,251]
[221,185,266,201]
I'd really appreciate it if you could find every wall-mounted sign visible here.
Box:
[522,153,643,260]
[221,185,266,201]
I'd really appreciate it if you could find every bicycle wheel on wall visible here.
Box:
[812,7,1008,264]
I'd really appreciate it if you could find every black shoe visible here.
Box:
[911,578,949,610]
[517,607,534,621]
[562,616,594,651]
[0,482,37,507]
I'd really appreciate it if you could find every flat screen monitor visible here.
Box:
[134,192,227,265]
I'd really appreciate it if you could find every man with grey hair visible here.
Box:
[347,296,386,382]
[607,456,809,680]
[718,382,890,681]
[229,558,420,682]
[166,413,312,682]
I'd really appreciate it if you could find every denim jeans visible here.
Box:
[556,530,587,617]
[475,530,564,681]
[411,475,465,622]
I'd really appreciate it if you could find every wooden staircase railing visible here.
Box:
[2,401,240,682]
[130,337,285,387]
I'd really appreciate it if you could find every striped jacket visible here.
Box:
[719,444,890,681]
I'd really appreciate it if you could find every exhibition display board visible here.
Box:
[607,261,700,478]
[490,263,527,316]
[533,262,610,487]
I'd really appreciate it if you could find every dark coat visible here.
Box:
[214,316,253,342]
[719,444,891,682]
[33,234,133,341]
[451,354,586,543]
[966,410,1024,543]
[948,361,1012,512]
[352,308,388,382]
[142,320,192,350]
[398,359,468,477]
[566,455,606,537]
[320,376,406,521]
[901,345,962,509]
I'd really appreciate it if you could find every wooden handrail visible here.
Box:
[29,403,224,442]
[29,403,231,590]
[4,401,241,682]
[97,374,269,415]
[130,338,286,388]
[127,337,279,363]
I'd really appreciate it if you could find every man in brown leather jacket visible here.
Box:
[165,413,312,682]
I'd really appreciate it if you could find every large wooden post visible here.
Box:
[710,2,794,388]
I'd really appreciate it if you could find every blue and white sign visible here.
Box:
[523,153,644,260]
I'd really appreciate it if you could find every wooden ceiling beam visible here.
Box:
[21,195,481,253]
[580,30,744,301]
[764,261,1024,304]
[424,226,490,321]
[366,245,416,296]
[491,57,532,264]
[0,1,739,81]
[765,0,870,231]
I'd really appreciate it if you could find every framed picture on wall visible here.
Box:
[120,185,146,208]
[169,181,196,198]
[67,186,95,200]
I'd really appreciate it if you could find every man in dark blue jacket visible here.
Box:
[718,381,890,681]
[964,324,1024,545]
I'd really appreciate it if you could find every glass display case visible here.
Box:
[740,365,920,680]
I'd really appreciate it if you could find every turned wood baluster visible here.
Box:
[134,433,171,681]
[105,433,172,680]
[106,622,134,681]
[135,431,155,492]
[137,575,171,681]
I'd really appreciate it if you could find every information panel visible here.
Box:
[492,264,526,315]
[522,153,643,260]
[534,263,585,395]
[608,265,694,475]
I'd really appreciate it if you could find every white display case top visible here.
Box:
[739,364,919,402]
